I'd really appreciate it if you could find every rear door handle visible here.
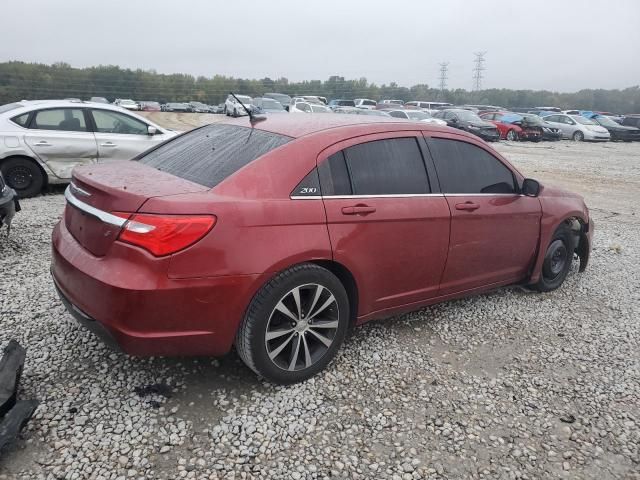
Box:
[34,141,51,146]
[100,142,117,147]
[455,202,480,211]
[342,205,376,215]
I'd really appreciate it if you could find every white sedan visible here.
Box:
[0,100,178,197]
[541,113,610,141]
[383,109,448,126]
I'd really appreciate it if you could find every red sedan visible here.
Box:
[51,115,593,384]
[480,111,542,141]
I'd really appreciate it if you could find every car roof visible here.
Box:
[2,99,134,115]
[219,113,458,139]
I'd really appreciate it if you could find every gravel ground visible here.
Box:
[0,136,638,480]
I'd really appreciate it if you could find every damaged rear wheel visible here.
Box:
[0,157,44,199]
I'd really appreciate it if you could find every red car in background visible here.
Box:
[51,115,592,384]
[480,111,542,141]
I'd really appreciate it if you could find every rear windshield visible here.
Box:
[139,124,292,188]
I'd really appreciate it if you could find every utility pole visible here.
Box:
[472,51,487,91]
[438,62,449,95]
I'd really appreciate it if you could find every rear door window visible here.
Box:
[139,124,291,188]
[429,138,515,194]
[332,138,430,195]
[30,108,87,132]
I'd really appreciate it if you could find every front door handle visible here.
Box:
[34,141,51,146]
[342,205,376,215]
[100,142,117,148]
[455,202,480,211]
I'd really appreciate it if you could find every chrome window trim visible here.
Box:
[64,186,127,228]
[290,193,523,200]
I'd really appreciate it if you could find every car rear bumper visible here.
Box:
[51,219,266,357]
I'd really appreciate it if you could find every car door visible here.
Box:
[425,134,541,295]
[318,133,450,316]
[90,109,169,162]
[545,115,572,138]
[22,108,98,179]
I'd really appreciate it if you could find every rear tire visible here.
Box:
[506,129,518,141]
[572,131,584,141]
[532,223,574,292]
[236,263,349,384]
[0,156,44,198]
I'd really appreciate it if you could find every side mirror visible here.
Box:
[147,125,157,136]
[522,178,540,197]
[449,117,458,125]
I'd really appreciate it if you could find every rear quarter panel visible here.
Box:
[140,138,334,279]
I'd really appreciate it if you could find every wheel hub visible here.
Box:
[265,283,339,372]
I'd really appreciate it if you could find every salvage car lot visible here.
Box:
[0,121,638,478]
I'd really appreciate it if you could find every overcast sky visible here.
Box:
[1,0,639,92]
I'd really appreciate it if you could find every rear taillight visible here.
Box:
[113,213,216,256]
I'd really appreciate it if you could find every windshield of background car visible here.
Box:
[596,116,620,127]
[406,111,430,120]
[261,99,284,110]
[362,100,376,106]
[520,114,544,125]
[121,100,135,104]
[311,105,331,113]
[456,110,482,122]
[139,124,292,188]
[573,116,596,125]
[237,96,253,103]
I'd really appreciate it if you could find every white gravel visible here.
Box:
[0,141,638,479]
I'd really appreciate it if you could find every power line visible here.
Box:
[472,52,487,91]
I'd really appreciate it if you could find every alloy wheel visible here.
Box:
[265,283,339,372]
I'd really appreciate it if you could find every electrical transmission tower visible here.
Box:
[438,62,449,93]
[472,51,487,91]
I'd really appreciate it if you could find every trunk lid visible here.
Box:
[65,161,209,256]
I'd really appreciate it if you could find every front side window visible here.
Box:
[92,109,148,135]
[320,138,429,196]
[31,108,87,132]
[429,138,515,194]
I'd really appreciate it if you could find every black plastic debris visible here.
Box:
[134,383,173,399]
[560,414,576,424]
[0,340,39,454]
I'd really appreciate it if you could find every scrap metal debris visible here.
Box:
[0,340,38,454]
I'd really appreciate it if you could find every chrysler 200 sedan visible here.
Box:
[51,115,593,384]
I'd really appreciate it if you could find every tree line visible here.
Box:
[1,61,639,114]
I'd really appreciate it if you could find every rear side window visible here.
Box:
[318,152,352,195]
[429,138,515,194]
[31,108,87,132]
[140,124,291,188]
[11,113,29,127]
[342,138,429,195]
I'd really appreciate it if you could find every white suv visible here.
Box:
[354,98,377,110]
[0,100,178,197]
[224,95,253,117]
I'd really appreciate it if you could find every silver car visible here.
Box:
[0,100,178,197]
[541,113,610,142]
